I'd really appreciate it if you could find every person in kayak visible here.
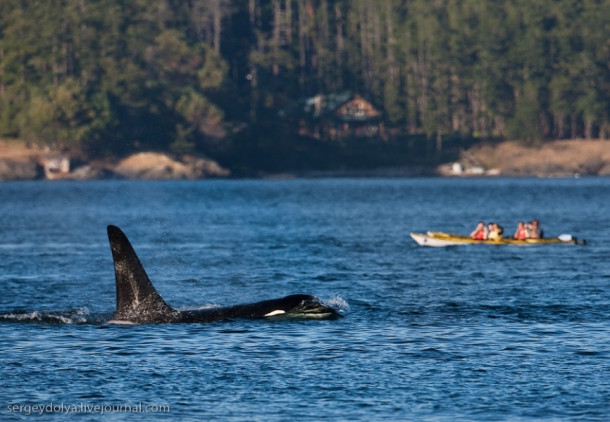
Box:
[529,219,543,238]
[497,223,504,239]
[514,221,528,240]
[487,222,504,240]
[470,222,488,240]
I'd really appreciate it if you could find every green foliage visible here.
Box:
[506,82,544,145]
[19,79,95,145]
[0,1,229,157]
[1,0,609,161]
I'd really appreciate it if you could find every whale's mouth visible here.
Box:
[285,299,342,320]
[262,298,340,320]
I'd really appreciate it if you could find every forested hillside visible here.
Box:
[1,0,609,164]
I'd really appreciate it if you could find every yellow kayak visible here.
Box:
[411,231,585,247]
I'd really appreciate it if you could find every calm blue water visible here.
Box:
[1,178,609,420]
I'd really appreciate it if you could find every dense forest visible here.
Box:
[1,0,609,170]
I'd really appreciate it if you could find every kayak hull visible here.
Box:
[410,232,582,247]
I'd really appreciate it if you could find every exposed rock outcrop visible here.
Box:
[441,139,610,177]
[113,152,230,180]
[0,159,41,181]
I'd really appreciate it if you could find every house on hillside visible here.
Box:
[299,92,385,140]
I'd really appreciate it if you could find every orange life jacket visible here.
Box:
[472,229,486,240]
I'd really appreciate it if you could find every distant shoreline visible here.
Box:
[438,139,610,178]
[1,139,609,181]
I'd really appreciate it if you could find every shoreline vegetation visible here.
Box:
[1,138,608,181]
[2,2,610,180]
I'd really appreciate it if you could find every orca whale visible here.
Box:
[106,225,340,324]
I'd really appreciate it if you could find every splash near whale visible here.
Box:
[106,225,340,324]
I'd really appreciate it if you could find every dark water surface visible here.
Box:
[1,178,609,420]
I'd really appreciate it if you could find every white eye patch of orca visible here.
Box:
[107,319,137,325]
[264,310,286,317]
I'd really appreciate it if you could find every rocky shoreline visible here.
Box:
[0,144,231,181]
[1,139,609,181]
[438,139,610,178]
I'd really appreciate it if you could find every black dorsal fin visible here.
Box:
[107,225,176,323]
